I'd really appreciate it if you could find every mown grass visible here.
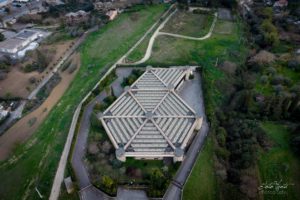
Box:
[126,10,215,63]
[0,4,167,200]
[126,23,159,63]
[161,10,214,37]
[146,19,247,68]
[183,137,217,200]
[258,122,300,200]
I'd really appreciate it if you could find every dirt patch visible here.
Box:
[214,20,234,35]
[249,50,276,65]
[218,61,237,75]
[162,11,213,37]
[0,53,81,160]
[0,40,74,98]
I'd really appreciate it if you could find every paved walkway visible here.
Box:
[116,187,148,200]
[79,185,113,200]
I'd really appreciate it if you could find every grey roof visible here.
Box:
[15,30,37,40]
[100,67,198,157]
[0,38,24,50]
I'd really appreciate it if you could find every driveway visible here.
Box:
[164,71,209,200]
[71,68,133,197]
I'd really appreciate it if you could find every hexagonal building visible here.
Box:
[99,67,203,162]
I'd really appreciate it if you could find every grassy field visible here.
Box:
[254,62,300,96]
[183,137,217,200]
[258,122,300,200]
[126,10,215,63]
[145,19,246,67]
[0,4,168,200]
[126,23,159,63]
[161,10,214,37]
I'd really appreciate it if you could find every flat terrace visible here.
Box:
[99,67,203,162]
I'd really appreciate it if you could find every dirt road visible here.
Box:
[0,54,81,160]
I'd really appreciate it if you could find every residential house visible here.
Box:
[65,10,89,25]
[106,9,118,21]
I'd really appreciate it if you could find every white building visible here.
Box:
[0,29,42,58]
[0,0,12,8]
[100,67,203,162]
[0,104,9,121]
[106,9,118,21]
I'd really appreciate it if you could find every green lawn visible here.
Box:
[126,10,215,63]
[254,62,300,96]
[183,137,217,200]
[258,122,300,200]
[146,19,247,67]
[161,10,214,37]
[125,22,160,63]
[0,5,168,200]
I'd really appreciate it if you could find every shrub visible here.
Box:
[287,60,300,71]
[215,147,230,161]
[29,77,37,84]
[0,32,5,42]
[270,75,284,85]
[23,63,39,73]
[216,127,227,147]
[103,95,116,105]
[260,19,279,46]
[260,75,268,84]
[0,72,7,80]
[266,67,276,75]
[260,7,273,19]
[273,84,284,94]
[192,9,212,15]
[101,175,116,195]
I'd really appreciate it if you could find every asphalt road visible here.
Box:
[163,73,209,200]
[71,68,131,198]
[71,93,106,189]
[163,121,209,200]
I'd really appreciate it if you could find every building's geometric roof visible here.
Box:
[100,67,199,158]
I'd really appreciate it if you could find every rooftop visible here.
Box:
[15,30,38,40]
[0,38,25,50]
[100,67,202,161]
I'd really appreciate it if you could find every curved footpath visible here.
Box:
[125,8,178,65]
[123,11,218,65]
